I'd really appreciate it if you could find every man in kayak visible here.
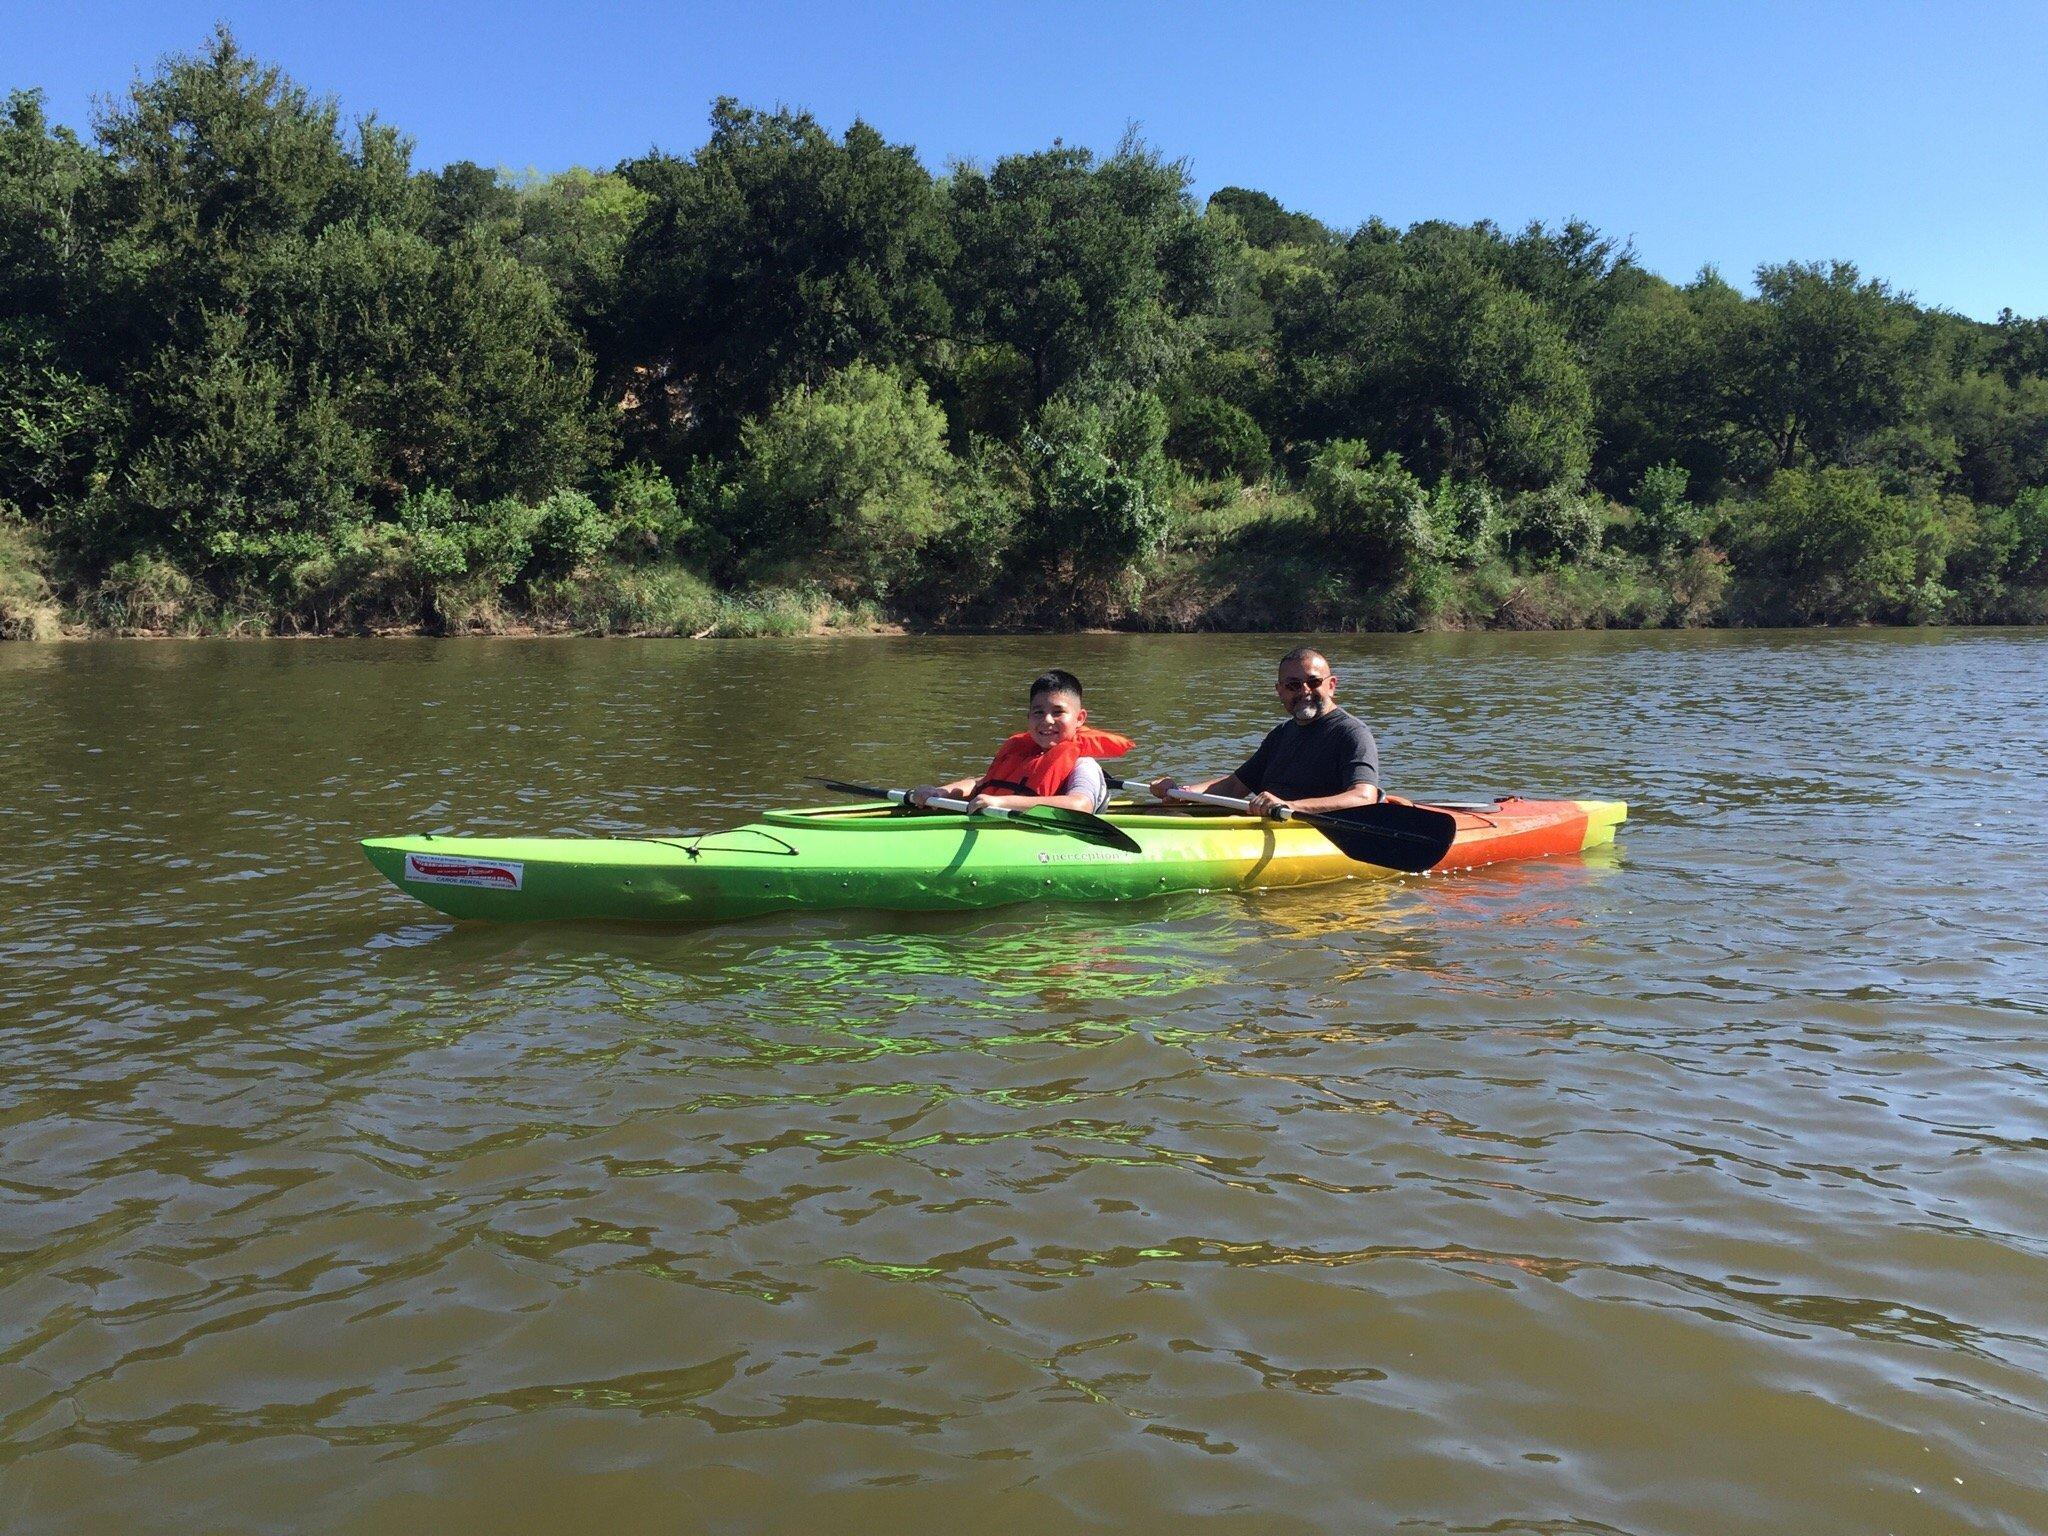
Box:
[1149,647,1380,817]
[912,669,1133,815]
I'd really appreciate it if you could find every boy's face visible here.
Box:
[1028,688,1086,749]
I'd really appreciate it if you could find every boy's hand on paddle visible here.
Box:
[1148,776,1180,801]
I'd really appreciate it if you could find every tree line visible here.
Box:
[3,28,2046,639]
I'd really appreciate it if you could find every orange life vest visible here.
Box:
[975,728,1134,797]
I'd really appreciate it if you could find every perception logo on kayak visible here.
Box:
[403,853,524,890]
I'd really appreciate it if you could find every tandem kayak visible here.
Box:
[361,795,1626,924]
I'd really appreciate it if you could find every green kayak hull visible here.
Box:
[362,797,1626,923]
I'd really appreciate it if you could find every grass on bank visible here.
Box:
[46,547,884,639]
[8,464,2044,639]
[0,519,63,641]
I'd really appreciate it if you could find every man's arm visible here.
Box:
[1258,781,1382,815]
[1149,772,1250,802]
[1153,727,1274,803]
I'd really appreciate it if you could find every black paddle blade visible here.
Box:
[1017,805,1144,854]
[1301,802,1459,873]
[809,777,893,800]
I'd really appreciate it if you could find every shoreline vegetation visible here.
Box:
[5,31,2048,643]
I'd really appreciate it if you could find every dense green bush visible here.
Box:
[1503,486,1606,566]
[1167,394,1270,483]
[1305,440,1436,575]
[525,489,613,581]
[2007,487,2048,585]
[897,435,1026,621]
[1942,498,2021,619]
[1621,463,1706,557]
[0,330,117,515]
[394,488,535,584]
[1015,390,1174,617]
[1730,467,1952,623]
[602,461,688,561]
[725,362,954,598]
[1425,477,1504,562]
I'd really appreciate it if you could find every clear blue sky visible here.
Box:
[8,0,2045,321]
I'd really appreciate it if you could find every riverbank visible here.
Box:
[8,541,2042,640]
[8,456,2045,642]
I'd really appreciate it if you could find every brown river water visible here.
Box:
[3,629,2046,1534]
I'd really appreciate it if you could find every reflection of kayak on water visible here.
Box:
[362,795,1627,924]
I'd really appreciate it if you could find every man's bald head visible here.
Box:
[1275,648,1338,723]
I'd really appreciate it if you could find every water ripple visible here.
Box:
[4,632,2048,1533]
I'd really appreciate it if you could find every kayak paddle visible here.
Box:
[808,778,1144,854]
[1108,776,1457,873]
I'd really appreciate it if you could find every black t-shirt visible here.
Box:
[1235,707,1380,800]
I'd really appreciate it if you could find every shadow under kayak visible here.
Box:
[361,797,1627,924]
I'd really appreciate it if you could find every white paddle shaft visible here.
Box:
[1161,786,1292,820]
[890,789,1021,821]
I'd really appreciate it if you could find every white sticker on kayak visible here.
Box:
[403,853,524,890]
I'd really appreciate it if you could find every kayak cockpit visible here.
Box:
[759,799,1260,832]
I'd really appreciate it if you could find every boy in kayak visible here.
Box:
[1149,646,1380,817]
[912,669,1133,815]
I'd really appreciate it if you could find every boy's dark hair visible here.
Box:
[1029,668,1084,703]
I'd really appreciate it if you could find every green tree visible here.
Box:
[1589,272,1756,497]
[947,134,1224,409]
[262,222,605,505]
[1620,463,1706,557]
[1726,261,1926,471]
[1277,222,1592,489]
[1940,497,2020,619]
[509,166,650,339]
[75,308,377,579]
[40,32,603,586]
[614,101,951,457]
[420,159,516,242]
[1016,389,1172,615]
[93,26,423,333]
[2007,487,2048,586]
[1500,218,1642,352]
[0,89,98,330]
[0,90,116,516]
[1205,187,1333,250]
[1920,368,2048,507]
[1993,309,2048,383]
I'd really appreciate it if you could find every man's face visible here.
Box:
[1275,655,1336,724]
[1029,689,1086,749]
